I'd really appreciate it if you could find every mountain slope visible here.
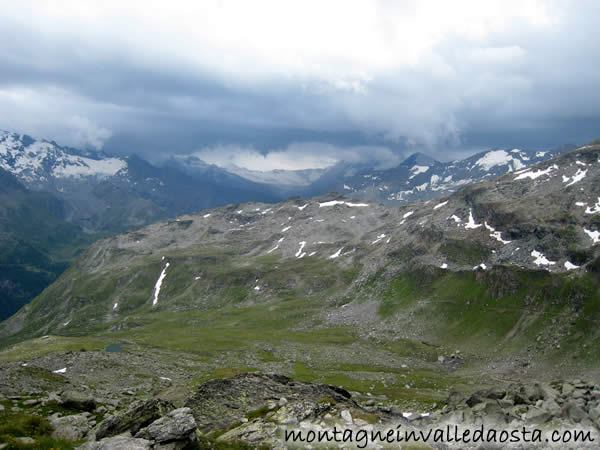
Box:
[2,142,599,367]
[0,168,93,320]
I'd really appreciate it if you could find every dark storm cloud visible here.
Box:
[0,1,599,167]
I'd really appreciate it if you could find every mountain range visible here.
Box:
[2,141,598,354]
[0,129,589,323]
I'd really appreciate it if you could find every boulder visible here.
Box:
[95,399,175,440]
[137,407,197,443]
[60,390,97,412]
[184,373,356,433]
[49,413,91,440]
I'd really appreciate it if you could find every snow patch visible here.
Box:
[440,263,448,269]
[449,215,462,223]
[584,228,600,244]
[409,165,429,179]
[403,211,414,219]
[531,250,555,266]
[433,200,448,210]
[565,168,587,186]
[484,221,511,244]
[329,248,343,259]
[297,204,308,210]
[372,234,386,244]
[564,261,580,270]
[514,164,558,181]
[53,368,67,374]
[465,209,482,229]
[113,302,118,310]
[295,241,306,257]
[584,198,600,214]
[319,200,368,208]
[152,262,170,307]
[281,226,292,232]
[475,150,513,171]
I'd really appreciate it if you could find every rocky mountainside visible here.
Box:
[0,167,93,320]
[0,130,279,233]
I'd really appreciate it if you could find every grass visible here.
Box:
[3,246,600,410]
[0,412,76,449]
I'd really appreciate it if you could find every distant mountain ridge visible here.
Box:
[320,146,577,204]
[0,130,281,233]
[168,145,578,205]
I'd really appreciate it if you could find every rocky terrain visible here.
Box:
[0,368,598,448]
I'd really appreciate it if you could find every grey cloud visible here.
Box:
[0,1,598,163]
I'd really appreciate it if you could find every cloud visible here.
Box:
[64,116,112,150]
[0,0,599,161]
[188,142,403,171]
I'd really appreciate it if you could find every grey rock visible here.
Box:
[562,401,588,423]
[589,406,600,422]
[60,390,97,412]
[49,413,91,440]
[562,383,575,396]
[217,418,278,444]
[140,407,197,443]
[524,408,552,425]
[184,373,356,433]
[77,435,152,450]
[95,398,175,440]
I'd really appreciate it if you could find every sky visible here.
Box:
[1,0,599,171]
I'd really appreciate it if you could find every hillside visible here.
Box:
[0,168,94,320]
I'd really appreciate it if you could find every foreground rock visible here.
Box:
[435,380,600,430]
[95,399,175,440]
[135,407,198,445]
[49,413,92,440]
[59,389,97,412]
[184,372,369,433]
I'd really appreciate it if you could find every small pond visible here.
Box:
[105,343,123,352]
